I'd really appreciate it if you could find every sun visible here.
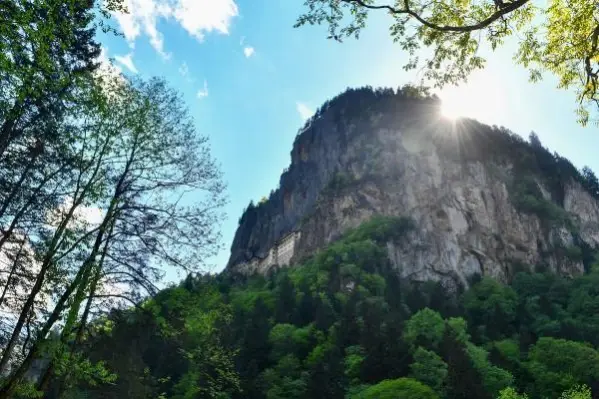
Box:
[440,87,478,120]
[438,75,506,123]
[441,101,466,120]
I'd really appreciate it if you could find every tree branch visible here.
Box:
[341,0,530,32]
[583,23,599,101]
[88,294,143,309]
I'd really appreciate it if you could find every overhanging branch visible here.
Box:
[341,0,530,32]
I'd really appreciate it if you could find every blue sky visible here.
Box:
[99,0,599,274]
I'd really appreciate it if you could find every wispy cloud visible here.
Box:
[94,47,130,92]
[243,46,255,58]
[178,61,197,83]
[296,102,314,120]
[113,0,239,58]
[112,0,171,57]
[179,62,189,77]
[114,53,138,74]
[197,80,209,99]
[96,47,122,77]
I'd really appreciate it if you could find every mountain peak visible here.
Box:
[227,88,599,288]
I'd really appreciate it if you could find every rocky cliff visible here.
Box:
[227,87,599,287]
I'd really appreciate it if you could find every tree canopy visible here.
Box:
[295,0,599,125]
[45,216,599,399]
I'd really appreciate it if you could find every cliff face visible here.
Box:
[227,87,599,287]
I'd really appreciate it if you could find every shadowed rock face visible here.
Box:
[227,87,599,287]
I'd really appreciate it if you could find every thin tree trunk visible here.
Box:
[0,236,27,308]
[39,223,114,395]
[36,362,55,396]
[0,94,29,162]
[0,197,83,373]
[0,164,67,255]
[0,150,38,222]
[0,135,110,377]
[0,193,119,397]
[0,112,20,160]
[0,263,87,397]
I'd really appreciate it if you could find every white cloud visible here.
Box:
[96,47,121,75]
[94,47,126,91]
[113,0,171,57]
[173,0,238,40]
[197,80,209,99]
[243,46,255,58]
[178,61,196,82]
[112,0,238,57]
[114,53,138,74]
[47,196,105,230]
[296,102,314,120]
[179,62,189,77]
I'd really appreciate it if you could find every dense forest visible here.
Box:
[57,216,599,399]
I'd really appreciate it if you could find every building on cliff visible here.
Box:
[236,230,302,274]
[226,86,599,288]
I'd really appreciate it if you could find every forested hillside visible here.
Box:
[63,216,599,399]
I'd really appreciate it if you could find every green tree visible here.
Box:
[296,0,599,125]
[304,338,344,398]
[497,387,528,399]
[404,308,446,351]
[560,385,592,399]
[0,77,226,397]
[269,323,314,360]
[525,338,599,399]
[462,278,518,341]
[352,377,438,399]
[235,297,273,399]
[497,385,592,399]
[409,347,448,393]
[274,274,297,323]
[466,343,513,396]
[0,0,124,160]
[262,355,308,399]
[39,215,599,398]
[344,345,366,387]
[440,325,491,399]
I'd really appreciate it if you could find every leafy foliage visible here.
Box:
[61,216,599,399]
[0,1,225,397]
[511,176,572,227]
[352,377,439,399]
[295,0,599,125]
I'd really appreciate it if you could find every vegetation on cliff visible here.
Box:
[46,216,599,399]
[231,85,599,271]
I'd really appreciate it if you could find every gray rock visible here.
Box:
[227,89,597,287]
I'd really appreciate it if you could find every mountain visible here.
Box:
[228,86,599,288]
[59,87,599,399]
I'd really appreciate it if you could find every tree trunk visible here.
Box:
[0,201,79,374]
[0,135,111,379]
[40,232,112,396]
[0,237,27,308]
[0,198,118,397]
[0,263,87,397]
[0,151,38,222]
